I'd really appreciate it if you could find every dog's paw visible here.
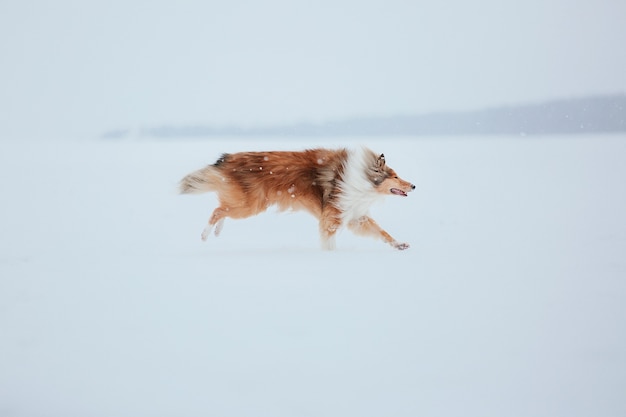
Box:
[201,226,212,241]
[214,219,224,237]
[394,242,410,250]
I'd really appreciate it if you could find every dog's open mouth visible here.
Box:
[390,188,408,197]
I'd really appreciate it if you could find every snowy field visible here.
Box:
[1,135,625,417]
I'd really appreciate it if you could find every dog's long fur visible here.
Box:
[180,147,415,250]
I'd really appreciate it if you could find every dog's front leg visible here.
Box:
[319,206,343,250]
[347,215,409,250]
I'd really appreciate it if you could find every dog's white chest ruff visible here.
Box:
[336,147,384,222]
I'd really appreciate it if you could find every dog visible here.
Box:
[179,147,415,250]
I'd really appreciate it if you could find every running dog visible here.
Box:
[180,147,415,250]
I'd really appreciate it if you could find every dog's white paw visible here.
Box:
[214,219,224,237]
[394,242,410,250]
[201,225,213,241]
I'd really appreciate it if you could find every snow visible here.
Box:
[1,135,625,417]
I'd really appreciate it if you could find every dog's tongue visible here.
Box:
[391,188,407,197]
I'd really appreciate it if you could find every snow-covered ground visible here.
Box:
[1,135,625,417]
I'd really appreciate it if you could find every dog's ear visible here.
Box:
[377,153,386,169]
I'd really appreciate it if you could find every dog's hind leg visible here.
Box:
[347,215,409,250]
[201,205,258,241]
[213,218,225,237]
[201,207,227,241]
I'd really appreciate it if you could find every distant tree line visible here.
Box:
[103,94,626,139]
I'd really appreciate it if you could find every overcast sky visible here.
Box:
[1,0,625,139]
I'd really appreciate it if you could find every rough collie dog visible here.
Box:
[180,147,415,250]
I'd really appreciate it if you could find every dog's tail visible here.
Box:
[179,165,222,194]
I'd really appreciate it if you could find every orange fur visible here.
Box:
[180,147,415,250]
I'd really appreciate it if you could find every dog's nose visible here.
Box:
[411,184,416,190]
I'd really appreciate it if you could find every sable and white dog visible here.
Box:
[179,147,415,250]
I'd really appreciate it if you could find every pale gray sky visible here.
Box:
[1,0,625,139]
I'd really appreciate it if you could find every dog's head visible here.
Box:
[366,152,415,197]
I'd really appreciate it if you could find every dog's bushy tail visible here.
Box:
[179,165,221,194]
